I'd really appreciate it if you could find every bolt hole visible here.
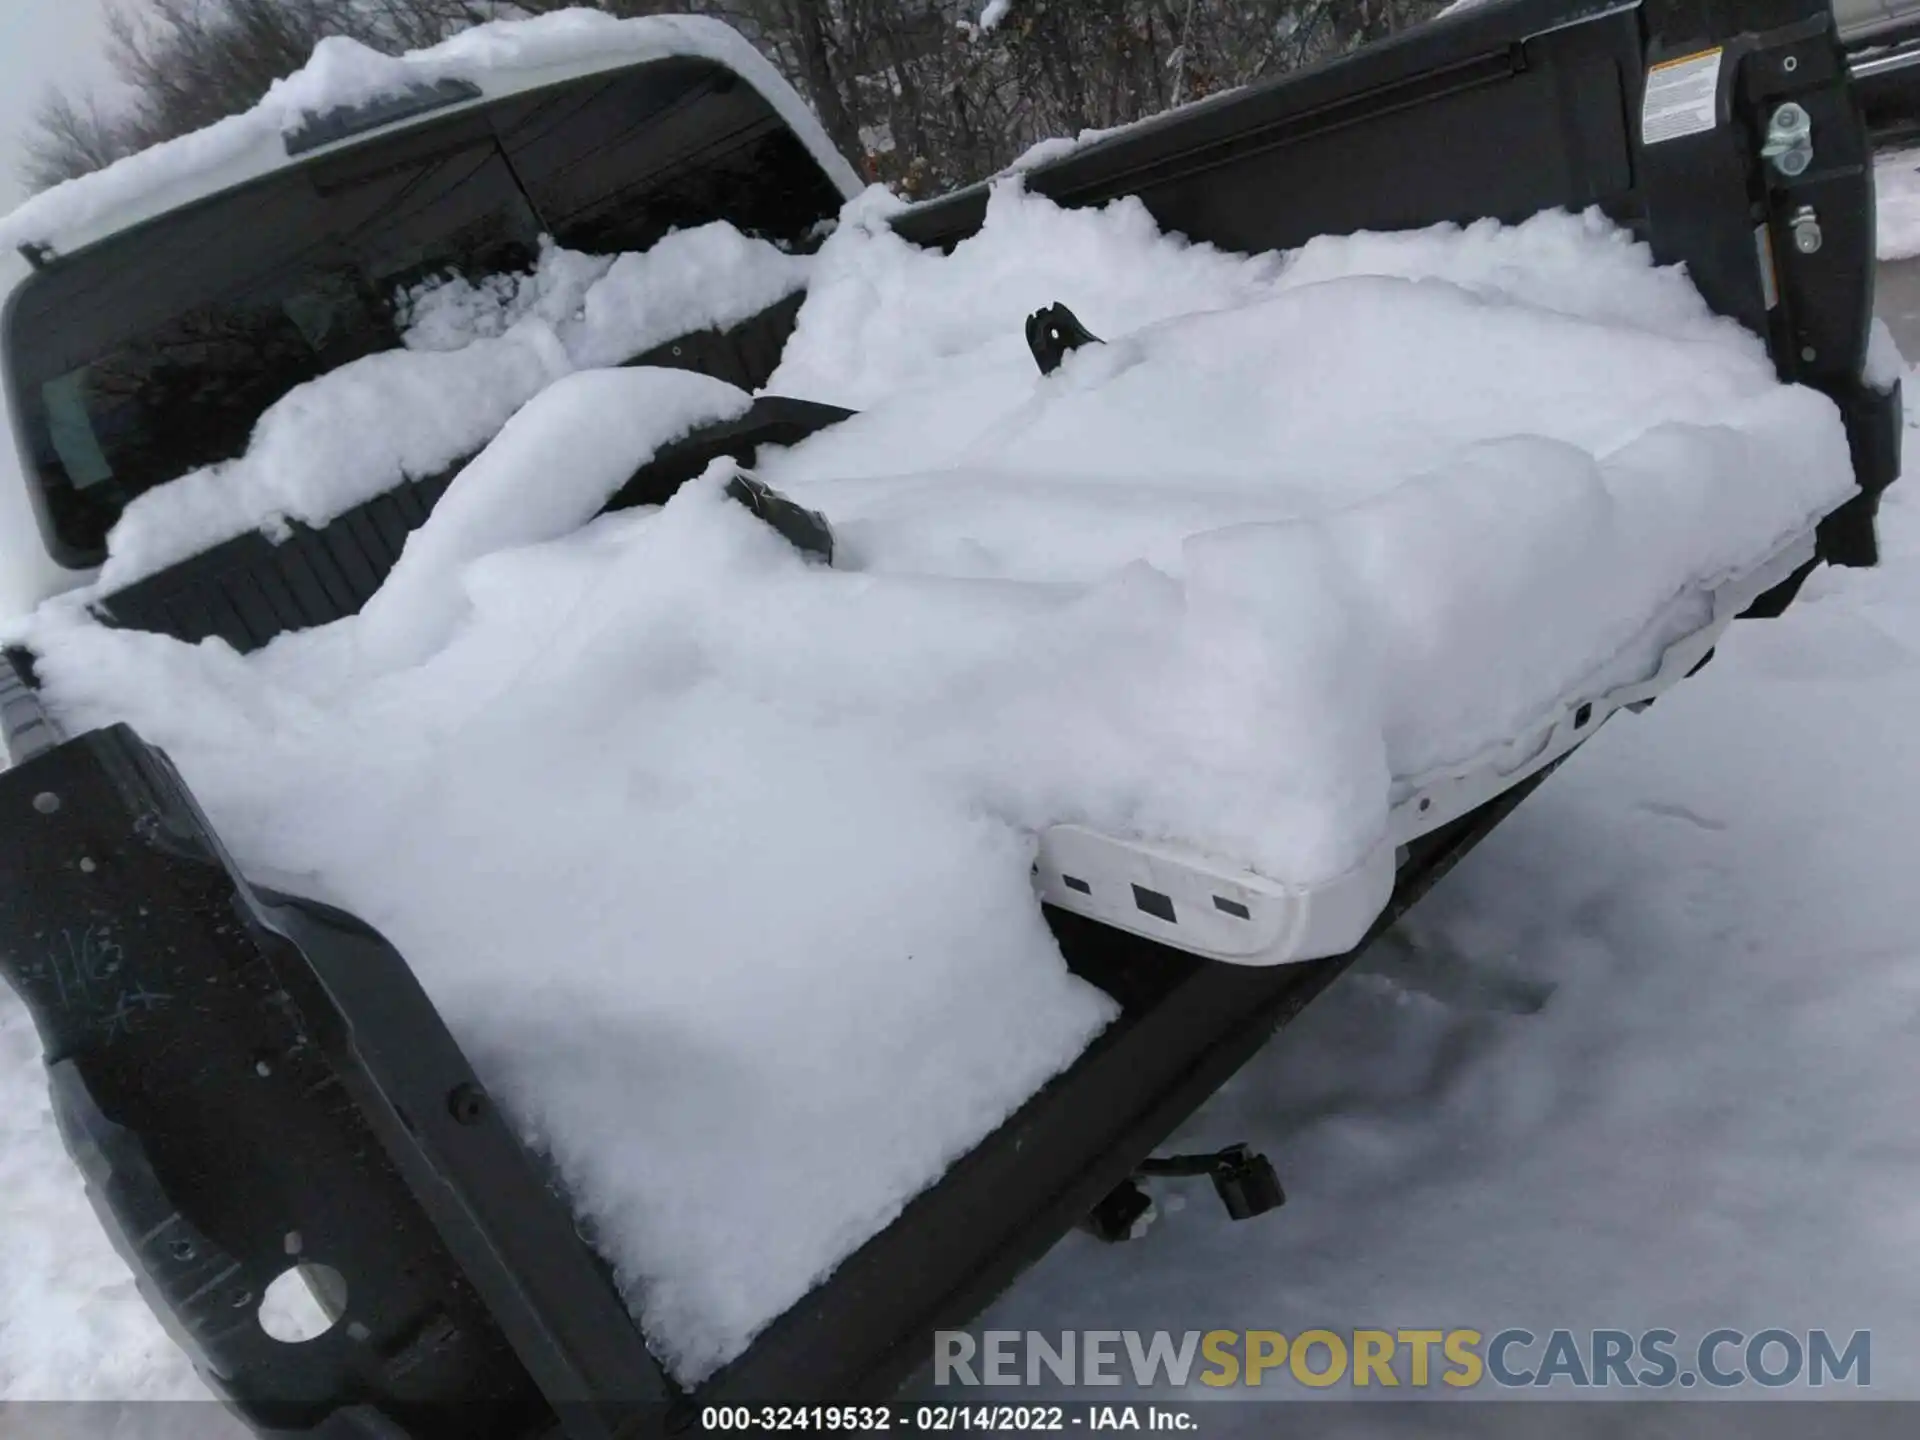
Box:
[169,1239,196,1261]
[1574,702,1593,728]
[1418,797,1431,812]
[447,1083,487,1126]
[259,1264,347,1344]
[1783,54,1798,72]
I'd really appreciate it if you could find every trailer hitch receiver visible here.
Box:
[1139,1143,1286,1221]
[1081,1144,1286,1243]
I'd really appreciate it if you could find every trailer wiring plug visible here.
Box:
[1079,1144,1286,1243]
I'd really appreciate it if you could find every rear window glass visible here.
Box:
[4,57,843,567]
[7,122,544,564]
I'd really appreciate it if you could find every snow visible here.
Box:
[1877,146,1920,262]
[21,464,1125,1386]
[353,368,756,672]
[99,223,810,590]
[1004,127,1126,174]
[1870,317,1906,392]
[998,96,1241,179]
[1,998,211,1405]
[0,12,859,258]
[759,190,1848,872]
[966,420,1920,1410]
[0,181,1866,1394]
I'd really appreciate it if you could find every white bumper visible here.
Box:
[1031,527,1817,966]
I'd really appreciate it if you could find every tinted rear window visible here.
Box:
[5,57,843,567]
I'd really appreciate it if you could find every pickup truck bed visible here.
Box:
[0,0,1900,1433]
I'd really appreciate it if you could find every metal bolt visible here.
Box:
[1790,205,1822,255]
[31,792,59,814]
[78,857,96,873]
[1762,102,1813,178]
[1801,346,1818,362]
[447,1082,487,1126]
[1769,101,1811,143]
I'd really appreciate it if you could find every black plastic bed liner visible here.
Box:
[0,0,1899,1435]
[90,294,817,654]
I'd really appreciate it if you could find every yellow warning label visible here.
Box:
[1642,47,1723,146]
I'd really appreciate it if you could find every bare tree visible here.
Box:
[105,0,402,139]
[19,90,142,192]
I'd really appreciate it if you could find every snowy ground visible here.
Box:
[1878,147,1920,263]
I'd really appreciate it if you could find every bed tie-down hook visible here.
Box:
[1025,302,1103,375]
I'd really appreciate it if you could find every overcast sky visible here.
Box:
[0,0,118,211]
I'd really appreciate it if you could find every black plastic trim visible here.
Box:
[0,645,62,766]
[0,725,672,1435]
[603,395,855,514]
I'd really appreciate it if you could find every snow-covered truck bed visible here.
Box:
[0,0,1901,1434]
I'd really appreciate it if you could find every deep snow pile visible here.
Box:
[2,186,1856,1385]
[756,190,1851,873]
